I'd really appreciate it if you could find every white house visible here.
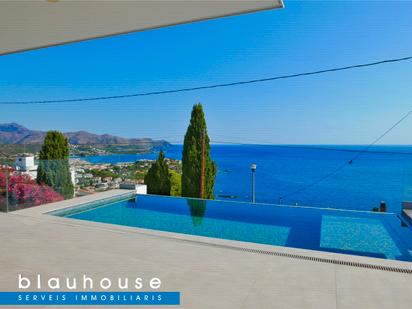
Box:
[15,153,38,180]
[15,153,76,187]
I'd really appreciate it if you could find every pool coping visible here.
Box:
[11,190,412,273]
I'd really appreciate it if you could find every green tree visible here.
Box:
[37,131,74,199]
[144,151,171,195]
[169,170,182,197]
[182,103,216,199]
[89,169,118,179]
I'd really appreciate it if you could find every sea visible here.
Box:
[79,144,412,214]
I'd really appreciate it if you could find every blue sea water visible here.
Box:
[80,145,412,213]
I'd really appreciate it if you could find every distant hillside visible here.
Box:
[0,123,169,148]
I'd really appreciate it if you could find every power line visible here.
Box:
[1,55,412,105]
[279,109,412,200]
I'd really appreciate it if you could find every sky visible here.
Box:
[1,1,412,144]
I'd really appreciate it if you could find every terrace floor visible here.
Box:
[1,190,412,309]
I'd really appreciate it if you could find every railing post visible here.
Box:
[5,169,9,213]
[380,201,387,213]
[251,164,256,204]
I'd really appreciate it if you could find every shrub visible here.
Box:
[0,170,63,208]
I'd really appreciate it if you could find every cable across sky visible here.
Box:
[278,109,412,201]
[1,55,411,105]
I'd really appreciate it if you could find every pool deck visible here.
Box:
[1,190,412,308]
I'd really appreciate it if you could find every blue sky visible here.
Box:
[1,1,412,144]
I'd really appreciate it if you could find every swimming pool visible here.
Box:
[53,194,412,262]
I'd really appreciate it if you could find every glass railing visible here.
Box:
[0,159,71,212]
[0,156,142,212]
[211,144,412,214]
[2,145,412,215]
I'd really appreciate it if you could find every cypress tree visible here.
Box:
[182,103,216,199]
[37,131,74,199]
[144,151,171,195]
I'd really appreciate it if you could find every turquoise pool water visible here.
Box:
[54,195,412,262]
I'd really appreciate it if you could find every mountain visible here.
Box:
[0,123,169,148]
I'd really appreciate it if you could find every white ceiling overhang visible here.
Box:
[0,0,283,56]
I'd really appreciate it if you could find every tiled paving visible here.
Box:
[1,190,412,308]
